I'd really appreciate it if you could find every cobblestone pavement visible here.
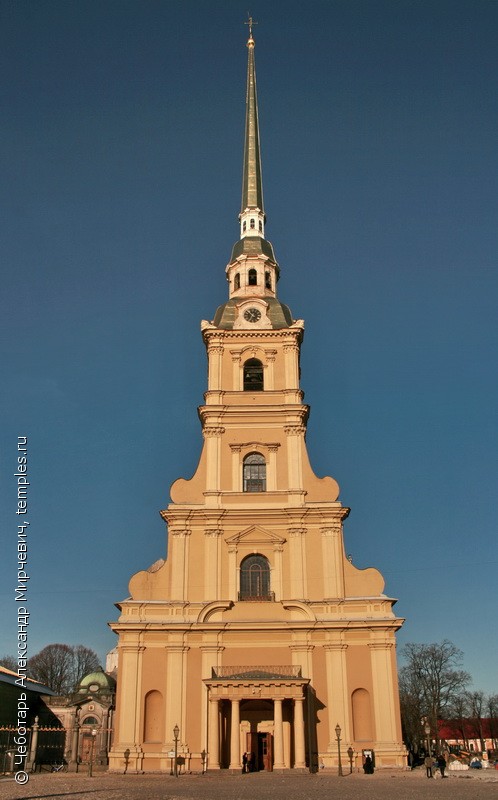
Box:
[1,769,497,800]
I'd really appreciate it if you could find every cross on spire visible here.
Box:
[244,14,257,38]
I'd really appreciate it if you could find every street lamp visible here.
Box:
[347,746,354,774]
[173,724,180,778]
[88,728,97,777]
[424,722,431,758]
[335,724,343,777]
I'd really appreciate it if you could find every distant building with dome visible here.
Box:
[47,667,116,765]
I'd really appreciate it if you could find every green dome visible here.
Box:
[79,669,116,691]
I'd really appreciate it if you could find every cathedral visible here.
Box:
[109,28,406,773]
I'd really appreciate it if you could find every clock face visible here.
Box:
[243,307,262,323]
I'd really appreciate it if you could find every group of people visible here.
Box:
[241,752,256,773]
[363,754,374,773]
[425,753,447,778]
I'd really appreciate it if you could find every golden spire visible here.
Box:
[241,14,264,217]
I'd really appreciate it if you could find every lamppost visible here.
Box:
[173,724,179,778]
[88,728,97,777]
[347,746,354,774]
[424,722,431,758]
[335,724,343,777]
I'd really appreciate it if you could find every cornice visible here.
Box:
[202,324,304,343]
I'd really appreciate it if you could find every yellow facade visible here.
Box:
[109,30,406,773]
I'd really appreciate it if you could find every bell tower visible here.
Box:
[109,25,406,775]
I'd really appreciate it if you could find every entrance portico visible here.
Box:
[204,667,309,771]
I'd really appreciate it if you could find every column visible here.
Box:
[208,698,220,769]
[229,699,240,769]
[27,716,39,770]
[273,699,285,769]
[293,698,306,769]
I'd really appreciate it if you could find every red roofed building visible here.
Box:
[438,718,498,758]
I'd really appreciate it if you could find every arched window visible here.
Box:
[240,554,271,600]
[259,220,263,232]
[250,218,255,229]
[243,452,266,492]
[243,359,263,391]
[265,271,271,289]
[248,268,257,286]
[82,716,98,726]
[243,220,247,232]
[234,273,240,290]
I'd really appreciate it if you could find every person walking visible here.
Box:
[437,753,447,778]
[424,754,434,778]
[242,752,248,773]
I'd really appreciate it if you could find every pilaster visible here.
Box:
[324,642,350,747]
[204,527,223,600]
[368,641,398,745]
[288,527,307,599]
[321,522,345,598]
[201,646,224,754]
[165,645,189,745]
[207,344,224,391]
[169,528,190,600]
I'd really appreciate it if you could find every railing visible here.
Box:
[212,665,302,680]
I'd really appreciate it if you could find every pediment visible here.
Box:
[225,525,286,546]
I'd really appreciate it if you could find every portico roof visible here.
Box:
[211,665,302,680]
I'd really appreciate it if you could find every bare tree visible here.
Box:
[487,694,498,749]
[399,663,425,754]
[73,645,101,687]
[400,640,471,749]
[27,643,101,695]
[450,691,471,751]
[0,655,18,671]
[467,690,487,751]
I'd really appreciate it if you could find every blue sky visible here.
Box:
[1,0,497,695]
